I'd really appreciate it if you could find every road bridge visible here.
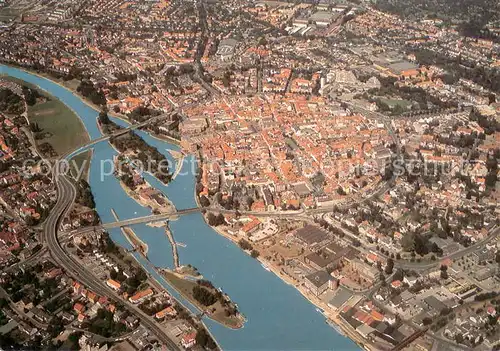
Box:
[45,175,180,349]
[65,207,312,236]
[40,111,181,348]
[62,113,173,160]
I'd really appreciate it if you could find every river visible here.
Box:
[0,64,359,351]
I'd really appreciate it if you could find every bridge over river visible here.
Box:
[62,113,173,160]
[65,206,309,236]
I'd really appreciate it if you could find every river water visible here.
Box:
[0,65,359,351]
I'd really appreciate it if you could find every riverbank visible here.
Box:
[169,150,185,180]
[0,65,95,143]
[160,269,245,330]
[164,225,180,269]
[121,227,149,256]
[190,155,368,349]
[1,64,360,351]
[2,63,185,151]
[142,128,182,147]
[1,74,90,160]
[202,215,370,350]
[117,176,176,215]
[70,149,93,182]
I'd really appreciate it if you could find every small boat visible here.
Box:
[176,242,186,248]
[261,263,270,272]
[316,308,325,315]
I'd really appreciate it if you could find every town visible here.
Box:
[0,0,498,350]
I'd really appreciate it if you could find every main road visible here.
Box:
[44,163,180,349]
[66,201,500,275]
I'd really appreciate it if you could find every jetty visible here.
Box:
[111,208,148,257]
[165,223,180,269]
[169,149,185,180]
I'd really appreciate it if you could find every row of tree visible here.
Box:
[192,285,218,306]
[77,80,106,106]
[0,88,24,115]
[413,48,500,93]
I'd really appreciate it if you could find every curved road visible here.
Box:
[44,163,180,349]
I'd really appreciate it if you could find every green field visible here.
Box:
[162,271,242,328]
[379,98,413,109]
[0,76,90,159]
[70,150,92,181]
[0,7,20,21]
[28,99,89,157]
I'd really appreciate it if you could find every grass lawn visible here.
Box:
[0,76,42,92]
[59,79,81,91]
[380,97,413,109]
[0,76,90,158]
[70,150,92,181]
[28,99,90,157]
[285,137,299,150]
[0,8,20,21]
[162,270,243,329]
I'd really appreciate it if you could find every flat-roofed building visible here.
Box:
[217,39,238,61]
[304,252,331,270]
[295,225,328,246]
[305,270,336,296]
[351,259,379,283]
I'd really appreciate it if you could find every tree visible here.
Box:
[30,122,41,132]
[385,258,394,275]
[250,249,260,258]
[440,265,448,279]
[47,316,64,338]
[393,269,404,282]
[207,212,225,226]
[258,37,268,46]
[67,332,82,350]
[192,286,217,306]
[238,239,253,251]
[485,171,497,189]
[414,234,429,256]
[22,86,41,106]
[199,196,210,207]
[246,197,254,209]
[422,317,433,326]
[196,328,216,349]
[77,80,106,105]
[99,108,111,125]
[380,272,386,286]
[207,212,217,226]
[401,233,415,252]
